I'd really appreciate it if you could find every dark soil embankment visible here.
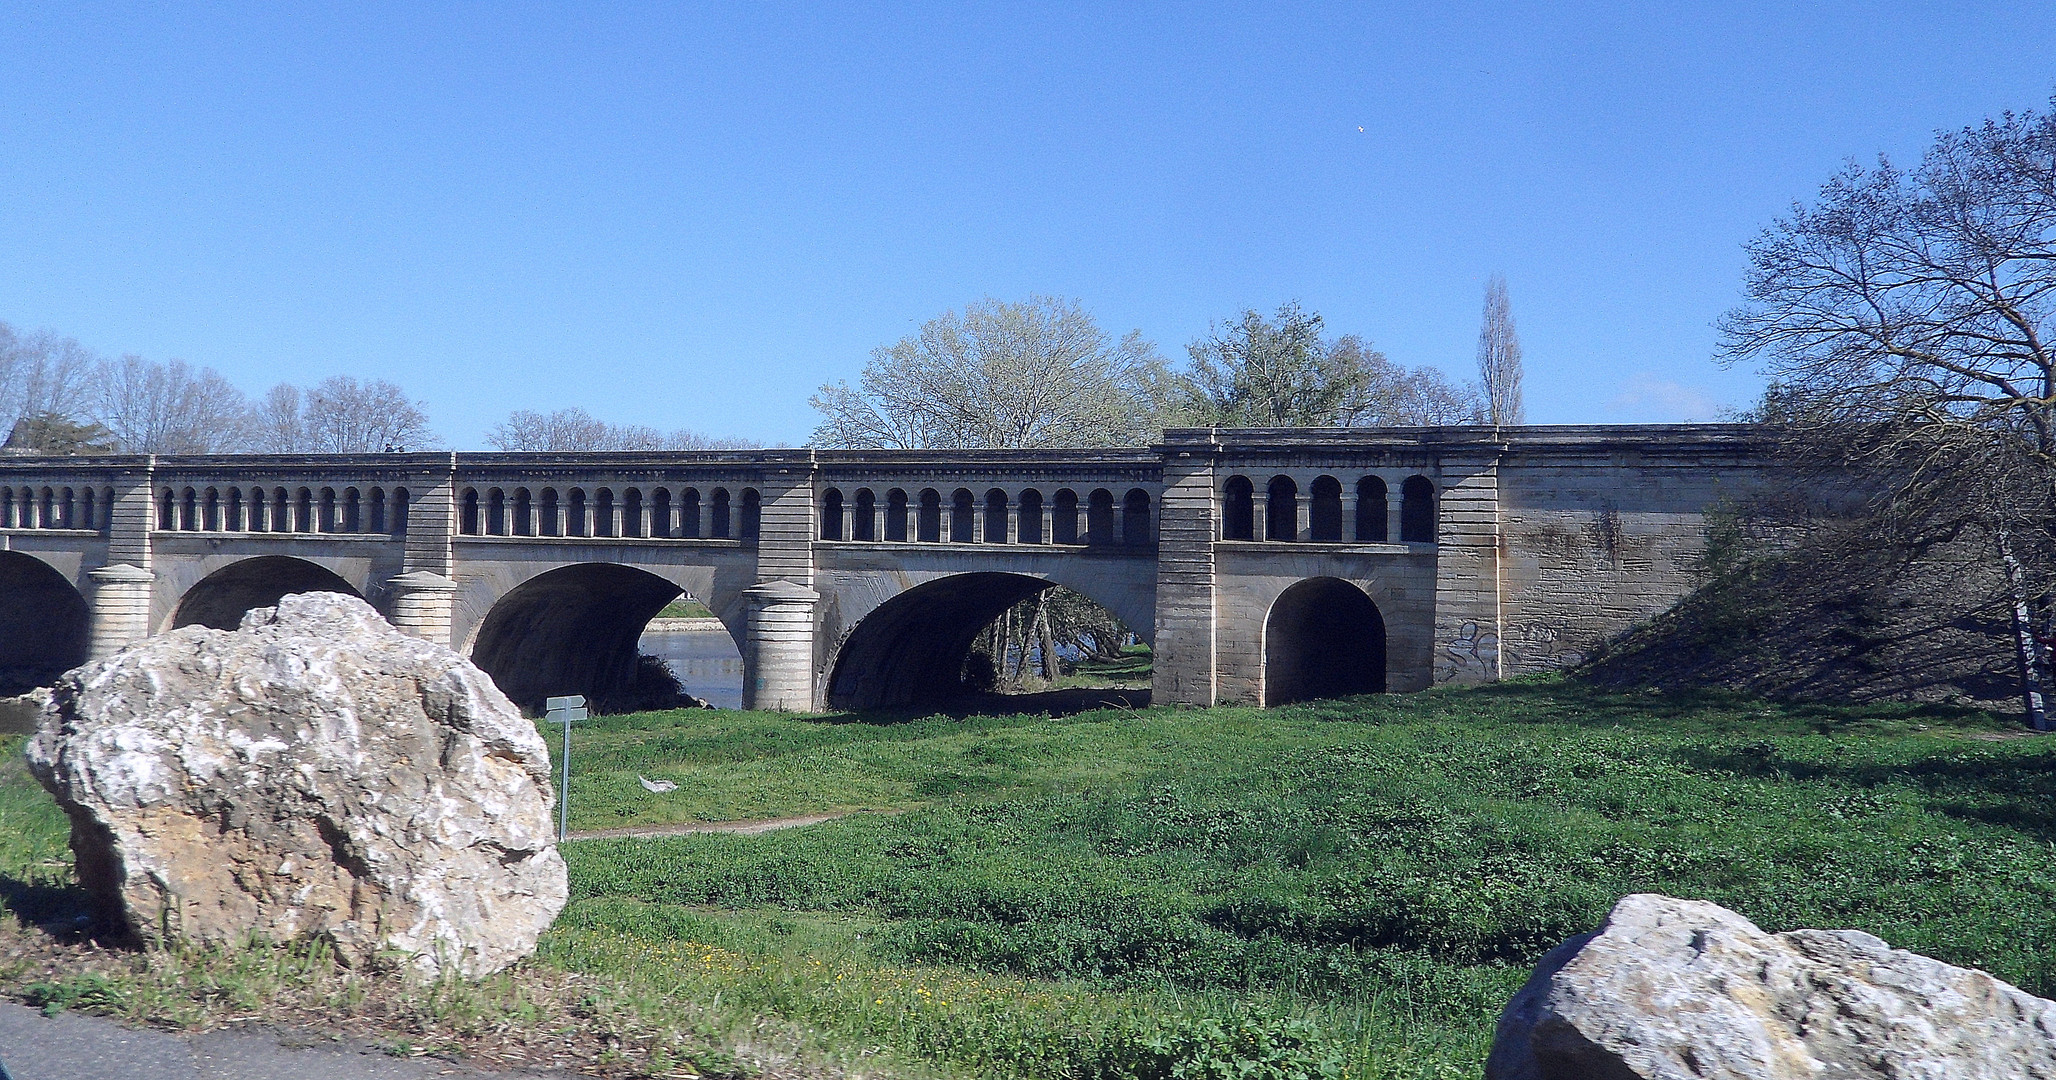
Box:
[1581,526,2026,711]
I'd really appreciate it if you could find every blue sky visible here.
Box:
[3,3,2052,448]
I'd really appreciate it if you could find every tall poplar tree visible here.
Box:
[1476,275,1526,426]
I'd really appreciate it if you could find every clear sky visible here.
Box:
[3,3,2052,448]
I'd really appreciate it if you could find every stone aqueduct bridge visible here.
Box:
[0,426,1763,712]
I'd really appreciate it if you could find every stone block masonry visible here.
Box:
[0,426,1769,711]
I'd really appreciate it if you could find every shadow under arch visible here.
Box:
[0,552,89,693]
[172,556,364,631]
[1264,577,1386,706]
[471,563,715,713]
[829,571,1131,711]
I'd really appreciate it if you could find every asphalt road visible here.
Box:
[0,1002,578,1080]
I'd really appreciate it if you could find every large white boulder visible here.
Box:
[26,592,567,977]
[1487,893,2056,1080]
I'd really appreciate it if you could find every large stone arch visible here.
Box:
[171,556,365,631]
[0,551,90,693]
[824,570,1144,710]
[467,562,742,713]
[1262,576,1386,706]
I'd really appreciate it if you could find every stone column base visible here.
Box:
[388,571,460,647]
[743,579,819,711]
[87,563,155,661]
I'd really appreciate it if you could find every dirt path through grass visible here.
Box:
[565,811,865,841]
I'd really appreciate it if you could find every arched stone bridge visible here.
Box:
[0,425,1764,712]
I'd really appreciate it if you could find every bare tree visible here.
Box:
[1476,274,1525,425]
[247,384,306,453]
[1719,96,2056,728]
[0,323,98,438]
[294,376,436,452]
[91,355,252,454]
[810,296,1172,449]
[487,407,758,451]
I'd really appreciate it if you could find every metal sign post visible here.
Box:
[544,695,588,842]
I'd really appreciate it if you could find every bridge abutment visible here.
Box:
[1152,443,1222,707]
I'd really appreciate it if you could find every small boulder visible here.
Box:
[1487,893,2056,1080]
[26,592,567,977]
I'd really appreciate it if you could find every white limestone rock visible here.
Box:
[1487,893,2056,1080]
[25,592,567,978]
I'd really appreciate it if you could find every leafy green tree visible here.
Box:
[1184,302,1482,426]
[2,412,116,454]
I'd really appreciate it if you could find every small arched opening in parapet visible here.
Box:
[1400,475,1436,543]
[471,563,741,713]
[512,488,533,535]
[826,572,1144,712]
[320,487,339,532]
[984,489,1008,543]
[487,488,506,535]
[594,488,616,538]
[1086,488,1115,545]
[460,489,480,535]
[1122,489,1152,548]
[1052,489,1080,544]
[650,488,673,537]
[741,489,761,541]
[622,488,643,537]
[821,488,845,540]
[885,488,909,541]
[852,489,877,541]
[294,488,314,532]
[391,488,410,535]
[567,489,589,537]
[180,488,198,531]
[1309,476,1343,542]
[1266,476,1298,541]
[0,552,90,695]
[1018,489,1044,543]
[1223,476,1254,540]
[710,488,732,538]
[202,488,221,531]
[344,488,363,532]
[1263,577,1386,707]
[950,488,976,542]
[917,489,942,542]
[272,488,291,532]
[225,488,243,531]
[171,556,364,632]
[679,488,702,538]
[1356,477,1387,541]
[540,489,561,536]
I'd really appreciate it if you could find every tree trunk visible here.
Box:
[1997,528,2051,731]
[1035,593,1058,682]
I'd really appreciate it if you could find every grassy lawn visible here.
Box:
[7,679,2056,1078]
[1045,644,1153,691]
[656,598,719,620]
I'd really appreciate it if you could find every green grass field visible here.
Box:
[7,680,2056,1078]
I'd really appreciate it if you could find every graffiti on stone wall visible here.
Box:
[1442,620,1499,675]
[1507,619,1590,668]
